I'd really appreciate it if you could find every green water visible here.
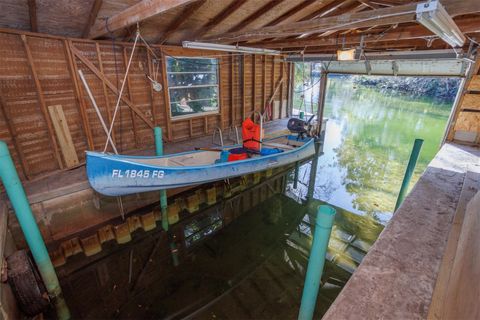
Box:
[294,76,455,222]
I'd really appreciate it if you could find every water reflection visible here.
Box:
[292,76,454,223]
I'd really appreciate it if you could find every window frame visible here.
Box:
[165,56,221,121]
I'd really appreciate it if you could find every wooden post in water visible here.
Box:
[307,68,327,201]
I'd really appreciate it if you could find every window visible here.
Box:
[166,57,219,118]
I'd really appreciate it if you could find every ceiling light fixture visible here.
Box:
[182,41,281,55]
[416,0,465,48]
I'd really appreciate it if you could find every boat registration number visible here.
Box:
[111,169,164,179]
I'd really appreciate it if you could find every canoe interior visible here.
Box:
[119,136,308,167]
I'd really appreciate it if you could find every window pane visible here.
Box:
[166,56,220,118]
[167,72,218,87]
[166,57,217,73]
[169,86,219,117]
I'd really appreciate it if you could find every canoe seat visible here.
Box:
[263,142,295,150]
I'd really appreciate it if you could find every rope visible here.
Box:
[103,31,140,153]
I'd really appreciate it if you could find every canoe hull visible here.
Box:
[86,137,315,196]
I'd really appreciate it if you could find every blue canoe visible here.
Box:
[86,135,315,196]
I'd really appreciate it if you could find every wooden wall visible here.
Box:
[0,29,292,181]
[447,55,480,144]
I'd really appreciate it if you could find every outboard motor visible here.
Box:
[287,115,315,138]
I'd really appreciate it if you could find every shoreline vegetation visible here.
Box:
[351,75,461,103]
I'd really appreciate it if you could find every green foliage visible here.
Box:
[353,75,461,102]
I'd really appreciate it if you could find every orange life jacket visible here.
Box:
[242,118,261,150]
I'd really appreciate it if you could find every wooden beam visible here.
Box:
[226,0,285,33]
[262,56,266,114]
[256,16,480,49]
[83,0,103,38]
[193,0,248,39]
[27,0,37,32]
[156,0,207,44]
[21,35,64,169]
[95,42,116,144]
[230,53,234,127]
[146,50,157,125]
[357,0,381,10]
[88,0,199,39]
[70,44,154,128]
[264,0,317,27]
[64,40,95,150]
[204,0,480,43]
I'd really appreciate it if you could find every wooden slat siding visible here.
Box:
[122,47,139,148]
[47,105,80,167]
[270,56,276,120]
[95,42,116,143]
[146,50,157,126]
[0,94,29,179]
[70,43,154,129]
[72,41,120,151]
[21,35,64,169]
[83,0,103,38]
[64,39,94,152]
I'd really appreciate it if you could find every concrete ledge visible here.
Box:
[323,143,480,319]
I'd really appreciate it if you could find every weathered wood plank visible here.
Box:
[27,0,37,32]
[428,170,480,320]
[442,190,480,319]
[47,105,80,168]
[461,93,480,110]
[468,75,480,92]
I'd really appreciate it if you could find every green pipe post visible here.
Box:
[394,138,424,212]
[154,127,168,231]
[306,140,321,202]
[298,205,336,320]
[0,141,70,320]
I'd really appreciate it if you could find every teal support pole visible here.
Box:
[154,127,168,231]
[298,205,336,320]
[0,141,70,320]
[394,138,424,212]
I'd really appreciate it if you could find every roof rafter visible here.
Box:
[193,0,248,39]
[226,0,285,33]
[155,0,207,44]
[88,0,200,39]
[203,0,480,43]
[82,0,103,38]
[253,16,480,49]
[27,0,37,32]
